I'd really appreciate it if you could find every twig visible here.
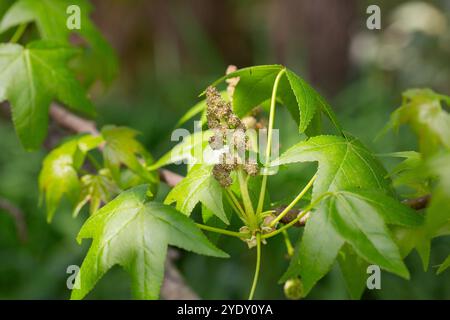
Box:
[402,195,431,211]
[0,197,27,243]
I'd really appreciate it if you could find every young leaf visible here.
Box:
[209,65,342,135]
[273,135,393,198]
[71,185,228,300]
[0,0,117,83]
[164,164,228,224]
[382,89,450,157]
[0,41,95,149]
[101,125,159,191]
[39,134,102,222]
[73,170,119,217]
[381,151,429,196]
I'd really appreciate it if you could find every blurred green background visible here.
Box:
[0,0,449,299]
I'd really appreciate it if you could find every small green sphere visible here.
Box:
[284,278,304,300]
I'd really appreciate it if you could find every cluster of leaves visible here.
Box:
[381,89,450,274]
[0,0,117,150]
[0,0,448,300]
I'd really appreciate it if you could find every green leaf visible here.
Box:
[279,205,344,296]
[0,41,95,149]
[0,0,117,83]
[337,244,369,300]
[71,185,228,300]
[337,189,424,227]
[209,65,342,135]
[437,255,450,274]
[274,135,393,198]
[285,69,341,133]
[425,153,450,235]
[150,130,213,170]
[101,125,159,191]
[39,134,102,222]
[327,191,410,279]
[73,169,119,217]
[164,164,228,224]
[277,136,413,294]
[381,151,429,196]
[383,89,450,157]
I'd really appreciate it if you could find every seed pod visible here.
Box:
[283,278,304,300]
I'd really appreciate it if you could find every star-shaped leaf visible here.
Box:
[274,135,393,198]
[275,136,417,296]
[39,134,102,222]
[71,185,228,300]
[164,164,228,224]
[209,65,342,135]
[0,41,95,149]
[0,0,117,83]
[101,125,159,191]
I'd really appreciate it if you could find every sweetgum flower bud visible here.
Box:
[212,164,232,187]
[243,162,259,176]
[283,278,304,300]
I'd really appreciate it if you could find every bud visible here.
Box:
[284,278,304,300]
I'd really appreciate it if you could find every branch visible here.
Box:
[274,194,431,227]
[0,197,27,243]
[402,195,431,211]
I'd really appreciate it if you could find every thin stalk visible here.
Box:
[260,210,276,217]
[86,152,102,171]
[237,169,257,228]
[248,232,262,300]
[226,189,247,221]
[262,192,332,239]
[282,230,294,257]
[269,174,317,228]
[224,191,247,223]
[10,24,27,43]
[256,68,286,215]
[195,223,246,239]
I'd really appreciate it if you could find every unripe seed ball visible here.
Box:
[283,278,304,300]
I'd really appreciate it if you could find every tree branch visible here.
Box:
[0,197,28,243]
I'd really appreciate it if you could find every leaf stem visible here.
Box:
[195,223,247,239]
[262,192,331,239]
[269,174,317,228]
[282,230,294,257]
[256,68,286,216]
[86,152,102,171]
[248,232,262,300]
[225,189,247,221]
[10,24,27,44]
[237,169,257,228]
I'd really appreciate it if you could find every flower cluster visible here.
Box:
[206,86,259,187]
